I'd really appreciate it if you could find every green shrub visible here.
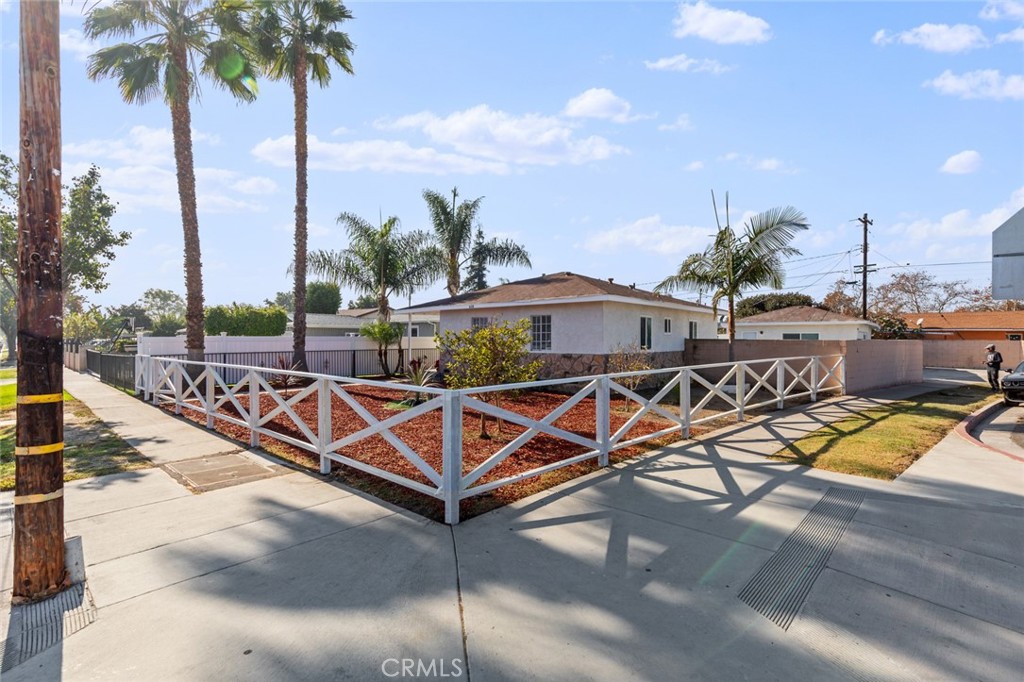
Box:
[150,314,185,337]
[204,304,287,336]
[306,281,341,314]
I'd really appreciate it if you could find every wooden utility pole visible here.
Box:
[857,213,873,320]
[15,0,65,600]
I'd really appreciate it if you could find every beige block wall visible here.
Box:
[684,339,923,394]
[922,339,1024,370]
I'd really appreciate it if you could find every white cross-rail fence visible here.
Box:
[136,354,845,524]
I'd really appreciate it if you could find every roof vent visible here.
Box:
[565,271,572,276]
[630,283,636,290]
[608,278,614,284]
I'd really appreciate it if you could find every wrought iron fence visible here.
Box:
[85,349,136,391]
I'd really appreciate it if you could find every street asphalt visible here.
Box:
[0,367,1020,681]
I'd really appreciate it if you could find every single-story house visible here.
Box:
[289,310,439,338]
[903,311,1024,341]
[398,271,716,378]
[993,206,1024,300]
[733,306,878,341]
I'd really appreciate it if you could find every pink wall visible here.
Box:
[922,339,1024,370]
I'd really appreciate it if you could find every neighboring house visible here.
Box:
[902,311,1024,341]
[398,271,716,378]
[733,306,878,341]
[993,206,1024,301]
[289,310,438,338]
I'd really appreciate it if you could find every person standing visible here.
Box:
[985,343,1003,390]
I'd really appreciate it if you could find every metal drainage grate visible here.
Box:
[739,486,864,630]
[0,582,97,672]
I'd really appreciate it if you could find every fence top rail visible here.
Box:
[142,355,449,395]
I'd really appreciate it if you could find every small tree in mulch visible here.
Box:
[607,342,653,412]
[437,319,542,439]
[360,319,402,376]
[404,355,438,405]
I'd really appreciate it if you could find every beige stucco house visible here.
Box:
[734,306,878,341]
[399,272,715,378]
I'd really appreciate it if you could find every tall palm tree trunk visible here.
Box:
[291,44,309,372]
[169,43,204,365]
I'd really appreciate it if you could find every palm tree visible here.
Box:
[655,192,809,361]
[307,212,441,322]
[422,187,532,297]
[85,0,257,364]
[248,0,354,372]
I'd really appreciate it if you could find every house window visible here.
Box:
[640,316,653,350]
[664,318,672,334]
[783,332,820,340]
[688,321,698,339]
[1007,334,1022,341]
[410,327,420,337]
[470,316,488,330]
[530,315,551,350]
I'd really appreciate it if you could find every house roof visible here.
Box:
[399,272,713,314]
[736,306,874,326]
[902,311,1024,331]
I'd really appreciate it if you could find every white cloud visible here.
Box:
[672,1,772,45]
[980,0,1024,21]
[683,160,704,171]
[252,134,510,175]
[996,27,1024,42]
[939,150,982,174]
[658,115,695,132]
[61,29,96,61]
[924,69,1024,100]
[872,24,988,53]
[228,176,278,195]
[644,53,733,74]
[330,126,352,136]
[379,105,627,166]
[563,88,647,123]
[719,151,797,174]
[886,186,1024,247]
[582,215,710,255]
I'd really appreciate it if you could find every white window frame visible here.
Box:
[688,321,698,339]
[410,327,420,337]
[640,316,653,350]
[663,318,672,334]
[530,315,552,351]
[470,316,489,330]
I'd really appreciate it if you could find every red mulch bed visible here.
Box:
[166,383,732,520]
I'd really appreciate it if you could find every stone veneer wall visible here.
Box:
[530,350,684,383]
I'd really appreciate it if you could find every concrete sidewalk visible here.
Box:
[1,370,1021,681]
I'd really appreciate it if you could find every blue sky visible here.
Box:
[1,0,1022,311]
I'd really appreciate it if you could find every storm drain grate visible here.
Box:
[739,486,864,630]
[0,582,97,672]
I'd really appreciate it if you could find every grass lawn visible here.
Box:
[0,383,74,413]
[771,384,996,479]
[0,396,153,490]
[0,367,16,380]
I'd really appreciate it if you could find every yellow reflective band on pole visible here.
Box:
[13,489,64,506]
[16,393,63,404]
[14,442,64,456]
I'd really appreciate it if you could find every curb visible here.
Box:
[953,399,1024,463]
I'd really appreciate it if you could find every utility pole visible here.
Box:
[15,0,65,600]
[855,213,874,320]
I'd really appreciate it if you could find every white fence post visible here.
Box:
[442,390,463,525]
[205,367,215,429]
[736,362,746,422]
[776,361,785,410]
[318,377,331,475]
[173,363,183,415]
[680,369,691,439]
[839,356,847,395]
[811,357,819,402]
[248,369,260,448]
[597,376,610,467]
[151,359,160,405]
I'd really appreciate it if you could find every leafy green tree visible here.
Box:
[655,192,809,361]
[461,228,489,292]
[150,314,186,337]
[141,288,186,320]
[85,0,258,363]
[347,293,376,309]
[64,308,106,343]
[437,319,543,438]
[871,313,912,340]
[359,319,401,376]
[306,281,341,314]
[265,290,295,312]
[735,292,815,318]
[307,213,440,321]
[106,303,153,332]
[248,0,355,372]
[423,187,531,297]
[0,152,130,353]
